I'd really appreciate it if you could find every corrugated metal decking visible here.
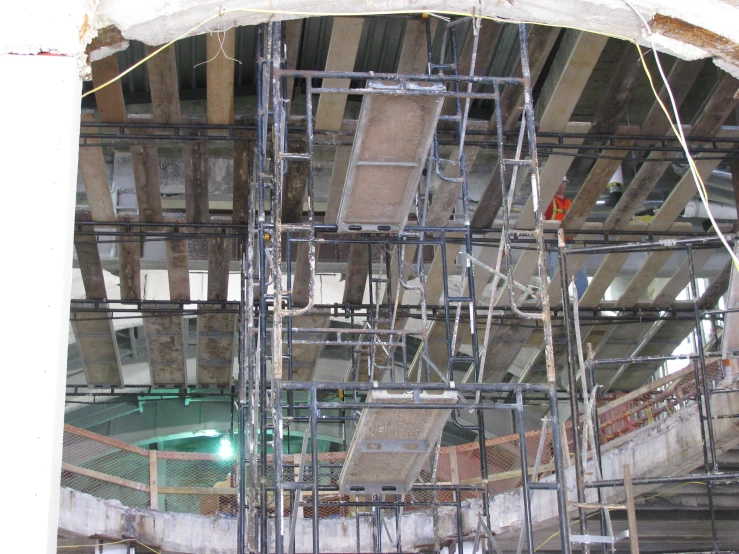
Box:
[338,390,457,494]
[337,81,444,233]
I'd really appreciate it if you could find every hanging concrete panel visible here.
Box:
[338,389,456,494]
[337,81,444,233]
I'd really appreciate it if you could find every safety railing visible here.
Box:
[61,361,714,517]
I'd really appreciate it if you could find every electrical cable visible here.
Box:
[622,0,739,272]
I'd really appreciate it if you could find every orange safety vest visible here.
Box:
[545,196,571,221]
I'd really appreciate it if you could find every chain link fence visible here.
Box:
[61,361,716,518]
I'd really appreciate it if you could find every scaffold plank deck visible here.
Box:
[337,80,444,233]
[338,390,456,495]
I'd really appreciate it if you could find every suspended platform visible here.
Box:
[337,80,444,233]
[338,389,457,495]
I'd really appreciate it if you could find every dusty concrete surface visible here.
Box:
[91,0,739,76]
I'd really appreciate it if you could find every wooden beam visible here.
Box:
[64,424,149,456]
[496,26,561,132]
[62,462,150,493]
[145,42,190,301]
[650,247,715,307]
[396,19,437,74]
[91,55,126,124]
[314,18,365,131]
[117,213,141,300]
[79,114,115,222]
[536,30,608,132]
[206,29,236,127]
[284,19,303,116]
[75,212,108,301]
[149,450,159,510]
[145,44,181,125]
[282,140,308,224]
[205,29,237,303]
[561,131,639,232]
[158,486,238,495]
[343,243,370,304]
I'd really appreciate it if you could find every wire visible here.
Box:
[58,539,161,553]
[622,0,739,272]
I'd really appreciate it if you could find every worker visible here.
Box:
[545,177,588,298]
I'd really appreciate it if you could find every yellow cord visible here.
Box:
[534,481,707,551]
[58,539,161,553]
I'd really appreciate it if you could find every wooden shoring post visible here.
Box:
[450,446,460,485]
[150,450,159,510]
[623,463,640,554]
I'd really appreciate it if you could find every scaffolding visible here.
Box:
[63,14,739,554]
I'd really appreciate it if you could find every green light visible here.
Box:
[219,437,233,459]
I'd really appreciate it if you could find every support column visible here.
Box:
[0,53,82,552]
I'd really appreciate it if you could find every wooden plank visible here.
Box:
[116,213,141,301]
[145,43,181,125]
[205,30,236,303]
[158,486,238,495]
[588,46,642,135]
[314,18,365,130]
[462,462,556,486]
[130,138,163,225]
[624,464,641,554]
[344,244,370,304]
[207,234,230,302]
[599,365,694,414]
[165,216,190,302]
[496,26,561,132]
[146,42,190,301]
[206,29,235,127]
[64,424,149,457]
[536,30,608,132]
[144,310,187,385]
[91,55,126,124]
[184,135,209,224]
[650,248,715,307]
[282,139,308,224]
[640,59,704,137]
[62,462,150,493]
[561,132,638,232]
[196,312,236,386]
[75,214,107,301]
[285,19,303,115]
[79,113,116,222]
[149,450,159,510]
[449,446,460,485]
[515,122,591,230]
[396,19,438,74]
